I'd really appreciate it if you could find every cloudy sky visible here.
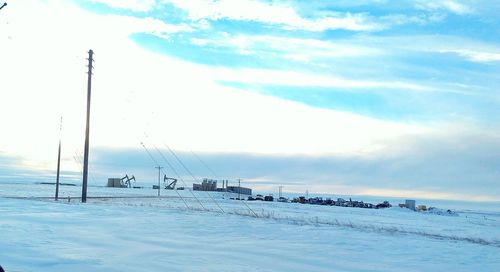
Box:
[0,0,499,201]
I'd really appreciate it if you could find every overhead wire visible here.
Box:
[73,150,98,186]
[140,141,191,210]
[190,151,218,178]
[141,118,254,216]
[146,145,208,210]
[151,145,207,211]
[141,137,204,210]
[190,150,258,217]
[161,143,225,213]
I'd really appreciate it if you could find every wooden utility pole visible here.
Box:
[238,178,241,200]
[82,49,94,203]
[156,166,163,197]
[55,117,62,201]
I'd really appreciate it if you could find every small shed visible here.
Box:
[107,178,126,188]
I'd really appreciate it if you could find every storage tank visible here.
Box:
[405,199,416,211]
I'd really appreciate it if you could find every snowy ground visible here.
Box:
[0,182,499,271]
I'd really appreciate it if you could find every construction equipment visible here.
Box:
[164,175,177,190]
[121,174,136,188]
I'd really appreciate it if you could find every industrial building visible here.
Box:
[226,186,252,196]
[107,175,135,188]
[399,200,428,212]
[405,199,416,211]
[192,178,252,195]
[107,178,125,188]
[193,178,217,191]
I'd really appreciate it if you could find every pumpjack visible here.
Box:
[164,175,177,190]
[121,174,136,188]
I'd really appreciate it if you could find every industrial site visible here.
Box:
[2,1,500,271]
[104,175,425,212]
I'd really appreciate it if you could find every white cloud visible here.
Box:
[415,0,473,15]
[0,0,429,166]
[212,68,433,92]
[2,0,498,201]
[440,49,500,63]
[348,35,500,66]
[379,13,446,27]
[89,0,157,12]
[162,0,379,32]
[0,0,187,166]
[193,34,380,61]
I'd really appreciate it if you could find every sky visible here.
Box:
[0,0,499,201]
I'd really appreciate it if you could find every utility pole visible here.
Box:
[82,49,94,203]
[238,178,241,200]
[279,186,283,198]
[55,117,63,201]
[225,180,228,199]
[156,166,163,197]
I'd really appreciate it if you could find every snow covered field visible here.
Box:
[0,182,499,271]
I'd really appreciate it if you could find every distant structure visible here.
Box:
[107,175,135,188]
[226,185,252,196]
[417,205,427,211]
[107,178,124,188]
[193,178,217,191]
[405,199,416,211]
[399,200,428,212]
[192,178,252,195]
[164,175,177,190]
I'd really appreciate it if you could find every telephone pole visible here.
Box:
[156,166,163,197]
[82,49,94,203]
[55,117,63,201]
[238,178,241,200]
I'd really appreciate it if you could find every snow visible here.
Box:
[0,182,499,271]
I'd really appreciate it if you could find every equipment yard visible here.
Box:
[0,182,499,272]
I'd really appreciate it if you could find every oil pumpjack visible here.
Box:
[121,174,136,188]
[163,175,177,190]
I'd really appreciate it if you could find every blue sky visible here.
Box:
[77,0,500,121]
[0,0,499,201]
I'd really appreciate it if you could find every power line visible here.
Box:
[162,143,225,213]
[74,149,98,186]
[143,131,256,217]
[152,145,206,211]
[190,151,218,178]
[189,149,258,217]
[141,142,191,210]
[141,141,160,165]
